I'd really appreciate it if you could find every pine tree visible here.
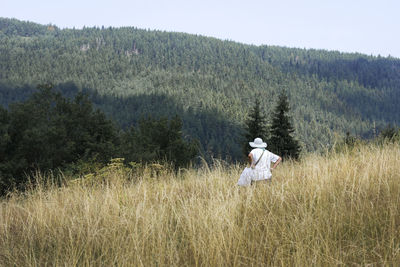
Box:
[268,91,301,160]
[243,98,268,156]
[120,115,198,168]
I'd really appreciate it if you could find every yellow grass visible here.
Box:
[1,144,400,266]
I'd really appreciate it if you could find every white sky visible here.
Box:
[1,0,399,58]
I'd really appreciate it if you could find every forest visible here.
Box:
[1,17,400,162]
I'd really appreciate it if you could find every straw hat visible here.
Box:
[249,137,267,148]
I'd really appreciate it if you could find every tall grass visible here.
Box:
[1,143,400,266]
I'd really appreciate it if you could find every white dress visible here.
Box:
[237,148,280,186]
[250,148,280,181]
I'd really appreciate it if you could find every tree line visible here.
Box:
[0,85,198,194]
[0,83,301,194]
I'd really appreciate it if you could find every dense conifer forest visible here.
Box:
[1,17,400,161]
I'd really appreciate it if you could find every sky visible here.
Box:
[1,0,399,58]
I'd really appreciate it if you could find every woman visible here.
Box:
[248,137,281,184]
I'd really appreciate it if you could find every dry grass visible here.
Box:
[1,143,400,266]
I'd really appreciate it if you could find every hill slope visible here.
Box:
[1,17,400,159]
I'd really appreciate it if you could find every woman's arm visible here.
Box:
[248,153,254,168]
[271,157,282,170]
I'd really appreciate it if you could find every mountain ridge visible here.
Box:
[1,17,399,160]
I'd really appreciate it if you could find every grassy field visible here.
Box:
[1,143,400,266]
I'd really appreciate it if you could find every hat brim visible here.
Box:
[249,142,267,148]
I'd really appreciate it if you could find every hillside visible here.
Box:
[1,143,399,265]
[1,17,400,160]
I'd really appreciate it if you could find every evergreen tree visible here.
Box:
[120,115,198,168]
[2,84,118,191]
[268,91,301,160]
[243,98,268,156]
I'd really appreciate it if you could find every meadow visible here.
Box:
[1,143,399,266]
